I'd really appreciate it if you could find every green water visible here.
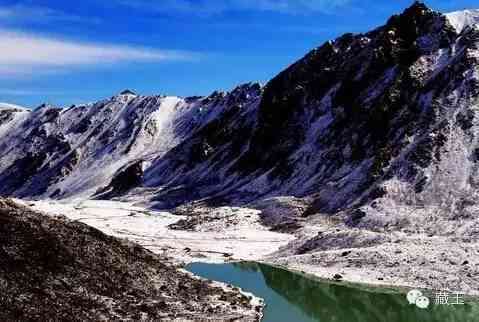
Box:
[186,262,479,322]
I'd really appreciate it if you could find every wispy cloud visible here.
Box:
[0,88,71,96]
[0,4,100,24]
[239,0,351,13]
[0,30,198,77]
[118,0,352,15]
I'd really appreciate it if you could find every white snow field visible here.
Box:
[16,199,294,264]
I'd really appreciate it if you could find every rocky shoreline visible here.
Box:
[266,231,479,297]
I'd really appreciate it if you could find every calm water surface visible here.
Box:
[186,262,478,322]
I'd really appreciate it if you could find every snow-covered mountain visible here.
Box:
[2,2,479,231]
[0,85,261,200]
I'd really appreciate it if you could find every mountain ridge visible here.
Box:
[1,3,479,235]
[0,102,28,111]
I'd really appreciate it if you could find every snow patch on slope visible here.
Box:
[0,103,30,138]
[446,9,479,33]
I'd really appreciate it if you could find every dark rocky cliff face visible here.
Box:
[242,2,456,177]
[94,161,144,199]
[143,2,479,216]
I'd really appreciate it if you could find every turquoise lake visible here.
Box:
[186,262,479,322]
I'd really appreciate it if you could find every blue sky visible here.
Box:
[0,0,478,107]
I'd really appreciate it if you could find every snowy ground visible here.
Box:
[14,198,479,298]
[269,237,479,297]
[15,199,294,265]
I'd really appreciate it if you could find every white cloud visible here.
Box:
[0,30,197,76]
[118,0,351,15]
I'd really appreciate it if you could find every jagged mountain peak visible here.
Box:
[385,1,447,32]
[33,103,57,111]
[395,1,432,18]
[119,89,137,96]
[228,82,263,100]
[232,81,262,91]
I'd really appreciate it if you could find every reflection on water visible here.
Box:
[186,262,478,322]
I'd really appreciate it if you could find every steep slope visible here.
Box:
[142,1,479,223]
[0,198,262,321]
